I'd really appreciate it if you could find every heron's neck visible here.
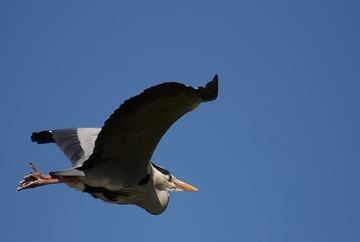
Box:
[151,164,171,191]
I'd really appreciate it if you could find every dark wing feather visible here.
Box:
[83,75,218,170]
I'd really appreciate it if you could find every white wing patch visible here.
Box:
[76,128,101,166]
[51,128,101,167]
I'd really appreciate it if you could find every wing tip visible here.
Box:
[202,74,218,101]
[31,131,55,144]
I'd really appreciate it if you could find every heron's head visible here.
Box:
[151,163,198,192]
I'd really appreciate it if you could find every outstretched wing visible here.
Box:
[31,128,101,167]
[83,75,218,173]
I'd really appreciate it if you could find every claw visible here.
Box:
[17,163,59,192]
[29,163,40,174]
[17,163,80,192]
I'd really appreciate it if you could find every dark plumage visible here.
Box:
[31,131,55,144]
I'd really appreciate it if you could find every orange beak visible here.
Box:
[173,178,198,192]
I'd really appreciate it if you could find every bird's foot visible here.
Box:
[17,163,60,192]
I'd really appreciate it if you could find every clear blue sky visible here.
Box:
[1,1,359,241]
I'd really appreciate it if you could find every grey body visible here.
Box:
[31,75,218,214]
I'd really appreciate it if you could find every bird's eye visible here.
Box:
[168,175,173,182]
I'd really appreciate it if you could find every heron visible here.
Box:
[18,75,218,215]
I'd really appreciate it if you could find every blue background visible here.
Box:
[1,1,359,241]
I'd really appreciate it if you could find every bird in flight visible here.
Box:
[18,75,218,215]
